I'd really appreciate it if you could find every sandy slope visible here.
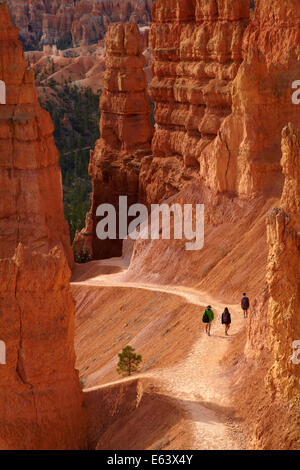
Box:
[72,260,247,450]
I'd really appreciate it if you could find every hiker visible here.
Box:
[221,307,231,336]
[202,305,214,336]
[241,293,250,318]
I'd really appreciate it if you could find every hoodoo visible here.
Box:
[242,123,300,450]
[266,124,300,403]
[0,2,73,266]
[0,3,85,449]
[74,22,153,260]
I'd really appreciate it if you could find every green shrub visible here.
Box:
[117,346,142,377]
[73,246,92,264]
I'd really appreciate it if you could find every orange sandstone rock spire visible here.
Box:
[266,124,300,402]
[0,3,85,449]
[75,22,153,260]
[0,1,73,266]
[0,244,86,449]
[243,123,300,449]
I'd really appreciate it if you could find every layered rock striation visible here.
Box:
[74,22,153,259]
[147,0,250,203]
[203,0,300,197]
[238,4,300,445]
[240,123,300,450]
[0,4,85,449]
[0,3,73,266]
[147,0,300,202]
[0,244,86,449]
[265,123,300,403]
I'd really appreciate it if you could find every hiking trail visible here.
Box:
[72,259,247,450]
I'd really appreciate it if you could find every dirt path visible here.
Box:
[73,261,246,450]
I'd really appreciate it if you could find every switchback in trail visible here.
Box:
[72,260,247,450]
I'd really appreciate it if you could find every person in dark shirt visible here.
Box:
[221,307,232,336]
[241,293,250,318]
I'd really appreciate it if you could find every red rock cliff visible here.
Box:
[0,244,86,449]
[147,0,250,204]
[265,123,300,403]
[74,22,153,259]
[0,3,73,266]
[239,123,300,450]
[0,4,86,449]
[201,0,300,196]
[147,0,300,202]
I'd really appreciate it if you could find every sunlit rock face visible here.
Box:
[200,0,300,197]
[0,3,73,266]
[265,123,300,403]
[74,22,153,259]
[147,0,300,201]
[0,244,86,450]
[147,0,250,203]
[0,4,86,449]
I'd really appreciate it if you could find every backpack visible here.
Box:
[202,311,209,323]
[222,312,230,324]
[241,297,249,310]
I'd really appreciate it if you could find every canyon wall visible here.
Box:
[123,0,300,447]
[6,0,153,49]
[0,244,86,449]
[74,22,153,259]
[265,123,300,404]
[0,4,85,449]
[0,3,73,266]
[239,123,300,450]
[146,0,300,203]
[202,0,300,197]
[146,0,250,204]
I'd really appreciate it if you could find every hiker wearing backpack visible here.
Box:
[202,305,214,336]
[221,307,231,336]
[241,293,250,318]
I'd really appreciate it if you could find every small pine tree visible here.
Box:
[117,346,142,377]
[73,246,92,264]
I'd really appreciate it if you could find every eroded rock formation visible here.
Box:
[239,124,300,450]
[203,0,300,197]
[146,0,300,202]
[0,3,73,266]
[266,123,300,403]
[71,0,153,47]
[0,4,85,449]
[0,244,86,449]
[6,0,153,49]
[146,0,250,203]
[69,0,300,450]
[74,22,153,259]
